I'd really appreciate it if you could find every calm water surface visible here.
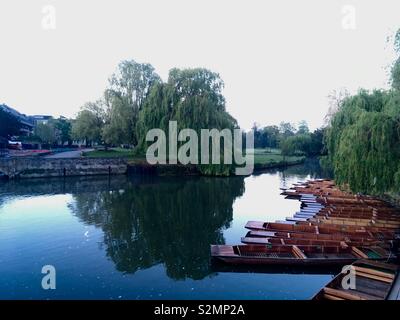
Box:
[0,159,336,299]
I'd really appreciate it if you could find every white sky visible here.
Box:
[0,0,399,130]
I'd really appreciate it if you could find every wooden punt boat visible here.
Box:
[320,212,400,220]
[296,206,400,218]
[307,218,400,229]
[312,260,399,300]
[240,235,386,248]
[240,236,349,247]
[323,198,384,206]
[287,219,399,235]
[210,244,393,266]
[294,219,400,233]
[290,216,400,230]
[322,205,396,212]
[293,211,400,223]
[245,221,394,238]
[246,230,385,244]
[245,221,397,240]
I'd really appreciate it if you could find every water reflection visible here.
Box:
[68,176,245,280]
[0,161,334,299]
[282,158,333,179]
[253,158,333,189]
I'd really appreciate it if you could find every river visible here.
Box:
[0,159,336,300]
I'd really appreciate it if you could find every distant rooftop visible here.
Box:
[31,115,53,120]
[0,104,34,127]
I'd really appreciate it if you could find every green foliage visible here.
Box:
[390,29,400,100]
[252,124,280,149]
[395,29,400,53]
[53,117,72,145]
[83,148,134,158]
[309,128,325,156]
[253,120,323,157]
[322,29,400,194]
[72,101,106,145]
[106,60,161,145]
[297,120,310,134]
[102,94,135,146]
[392,59,400,91]
[279,128,324,157]
[34,122,57,144]
[324,89,400,194]
[109,60,161,108]
[279,122,296,139]
[71,61,239,175]
[136,68,238,176]
[280,134,312,156]
[252,148,304,166]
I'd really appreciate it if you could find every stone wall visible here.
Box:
[0,158,128,179]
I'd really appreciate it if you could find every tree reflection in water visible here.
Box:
[69,175,245,280]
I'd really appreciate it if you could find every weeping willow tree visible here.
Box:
[136,68,238,176]
[324,30,400,194]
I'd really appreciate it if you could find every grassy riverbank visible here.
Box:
[82,148,135,158]
[83,148,305,172]
[251,148,305,170]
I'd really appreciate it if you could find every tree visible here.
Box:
[324,88,400,194]
[53,117,72,145]
[72,101,106,146]
[309,128,325,156]
[278,122,296,139]
[280,134,312,156]
[136,68,238,175]
[251,123,262,148]
[107,60,161,145]
[102,92,135,146]
[297,120,309,135]
[392,59,400,91]
[325,88,350,124]
[392,29,400,90]
[34,122,57,144]
[0,107,23,138]
[254,125,280,149]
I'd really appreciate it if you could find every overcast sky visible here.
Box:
[0,0,399,130]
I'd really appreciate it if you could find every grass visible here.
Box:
[83,147,305,169]
[83,148,136,159]
[251,148,305,167]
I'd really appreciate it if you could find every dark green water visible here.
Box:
[0,159,336,300]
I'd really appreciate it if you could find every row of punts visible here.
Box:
[210,179,400,300]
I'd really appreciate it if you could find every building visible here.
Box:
[0,104,35,135]
[31,115,53,125]
[0,104,55,135]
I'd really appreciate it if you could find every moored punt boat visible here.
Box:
[306,207,399,217]
[210,244,393,266]
[312,260,399,300]
[240,235,386,248]
[241,236,349,247]
[293,210,400,221]
[294,220,400,234]
[308,218,400,229]
[324,206,398,213]
[290,216,400,230]
[245,230,387,244]
[312,213,400,222]
[245,221,397,240]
